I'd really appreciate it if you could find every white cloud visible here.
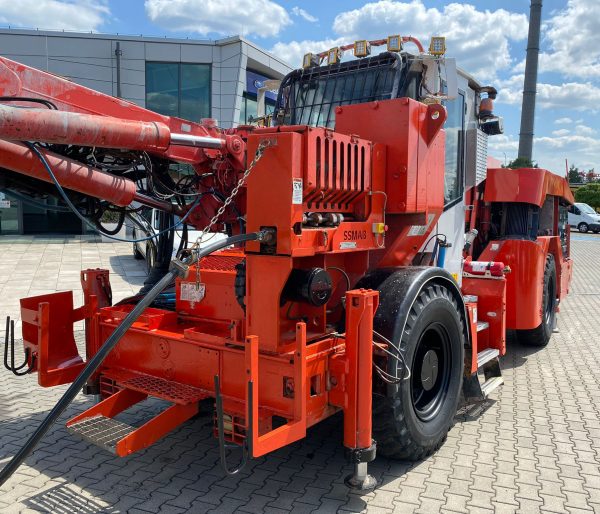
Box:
[539,0,600,79]
[271,1,528,78]
[145,0,291,38]
[271,37,346,67]
[488,132,600,173]
[291,6,317,23]
[488,134,518,154]
[552,129,570,137]
[574,125,596,136]
[497,80,600,112]
[0,0,109,31]
[555,117,573,125]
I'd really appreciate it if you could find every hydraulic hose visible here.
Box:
[0,230,264,487]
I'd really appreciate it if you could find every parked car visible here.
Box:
[568,202,600,233]
[132,208,226,272]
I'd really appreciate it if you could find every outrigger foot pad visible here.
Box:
[344,441,377,490]
[344,462,377,491]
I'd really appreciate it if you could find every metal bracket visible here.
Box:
[3,317,34,376]
[214,374,252,476]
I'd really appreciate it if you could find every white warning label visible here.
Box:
[292,178,303,204]
[180,283,206,303]
[407,214,436,236]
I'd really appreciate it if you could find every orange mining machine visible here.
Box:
[0,35,573,489]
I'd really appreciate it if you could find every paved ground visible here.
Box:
[0,234,600,513]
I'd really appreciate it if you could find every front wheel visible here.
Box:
[373,282,465,460]
[516,253,556,347]
[578,222,589,233]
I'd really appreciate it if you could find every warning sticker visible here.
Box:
[407,214,436,236]
[180,283,206,303]
[292,178,303,204]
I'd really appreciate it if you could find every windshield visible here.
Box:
[275,52,420,128]
[578,203,596,214]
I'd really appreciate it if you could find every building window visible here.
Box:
[239,93,275,124]
[443,92,465,207]
[145,62,211,121]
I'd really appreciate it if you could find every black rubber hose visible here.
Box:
[0,231,262,487]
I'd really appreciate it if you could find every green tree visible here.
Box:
[568,164,581,184]
[575,183,600,210]
[503,156,538,169]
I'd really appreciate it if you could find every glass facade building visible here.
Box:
[0,29,292,235]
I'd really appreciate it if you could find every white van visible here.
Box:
[568,202,600,233]
[132,208,227,271]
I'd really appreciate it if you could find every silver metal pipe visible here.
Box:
[518,0,543,161]
[133,192,183,214]
[170,133,225,149]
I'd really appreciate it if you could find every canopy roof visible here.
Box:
[485,168,574,206]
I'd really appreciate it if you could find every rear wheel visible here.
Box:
[133,229,144,259]
[517,254,556,347]
[373,283,465,460]
[133,244,144,260]
[578,222,589,233]
[146,247,154,275]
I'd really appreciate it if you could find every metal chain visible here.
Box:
[192,140,271,288]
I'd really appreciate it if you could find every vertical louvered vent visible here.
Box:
[304,130,371,212]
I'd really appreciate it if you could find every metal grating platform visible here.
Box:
[67,415,134,454]
[120,374,205,405]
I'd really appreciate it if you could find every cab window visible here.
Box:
[443,92,465,207]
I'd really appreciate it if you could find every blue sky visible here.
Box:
[0,0,598,173]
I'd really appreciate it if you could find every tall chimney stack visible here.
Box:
[518,0,543,162]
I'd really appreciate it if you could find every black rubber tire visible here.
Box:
[516,253,556,347]
[146,247,154,275]
[578,222,589,233]
[373,282,465,460]
[133,243,144,260]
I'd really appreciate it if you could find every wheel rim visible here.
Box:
[544,273,555,326]
[581,224,588,232]
[410,323,451,422]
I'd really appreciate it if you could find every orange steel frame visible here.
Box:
[3,54,574,466]
[12,93,448,461]
[481,168,574,331]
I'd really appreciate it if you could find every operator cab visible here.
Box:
[266,35,505,281]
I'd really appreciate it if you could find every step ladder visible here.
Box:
[67,371,204,456]
[463,318,504,403]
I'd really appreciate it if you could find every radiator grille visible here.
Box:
[304,130,371,212]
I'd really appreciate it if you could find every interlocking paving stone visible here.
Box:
[1,235,600,512]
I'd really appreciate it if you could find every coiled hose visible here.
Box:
[0,231,263,487]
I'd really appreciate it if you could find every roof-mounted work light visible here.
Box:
[302,53,319,68]
[354,40,371,58]
[327,47,342,65]
[387,35,402,52]
[429,36,446,56]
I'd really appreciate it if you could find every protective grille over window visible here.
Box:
[275,53,408,128]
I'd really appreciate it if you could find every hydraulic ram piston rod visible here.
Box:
[0,103,227,152]
[0,139,178,213]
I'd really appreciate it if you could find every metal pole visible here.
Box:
[518,0,543,161]
[115,42,122,99]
